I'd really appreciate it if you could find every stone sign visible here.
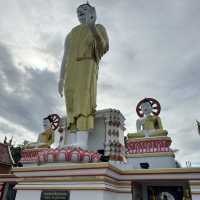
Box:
[40,190,70,200]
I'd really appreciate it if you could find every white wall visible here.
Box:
[15,189,131,200]
[15,190,41,200]
[103,191,131,200]
[191,194,200,200]
[88,118,105,151]
[71,190,104,200]
[113,155,177,169]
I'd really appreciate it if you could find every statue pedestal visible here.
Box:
[121,136,177,169]
[13,163,131,200]
[20,109,126,165]
[11,162,200,200]
[17,109,127,199]
[128,136,172,154]
[20,148,102,165]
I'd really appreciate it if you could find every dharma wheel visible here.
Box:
[136,97,161,117]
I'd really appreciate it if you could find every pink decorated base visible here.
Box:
[128,137,172,154]
[20,147,102,164]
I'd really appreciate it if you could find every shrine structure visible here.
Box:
[0,99,200,199]
[0,2,200,200]
[125,98,176,169]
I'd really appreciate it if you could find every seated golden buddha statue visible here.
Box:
[128,98,168,139]
[26,116,54,149]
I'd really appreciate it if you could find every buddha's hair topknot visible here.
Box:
[77,2,94,10]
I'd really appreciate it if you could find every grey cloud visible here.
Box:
[0,43,23,88]
[0,43,64,134]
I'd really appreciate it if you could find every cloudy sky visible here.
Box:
[0,0,200,166]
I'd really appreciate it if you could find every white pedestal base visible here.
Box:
[15,190,131,200]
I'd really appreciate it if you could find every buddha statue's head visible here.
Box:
[77,2,96,24]
[43,116,52,130]
[141,100,152,117]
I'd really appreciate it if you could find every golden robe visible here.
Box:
[64,24,109,131]
[26,128,54,149]
[143,115,163,130]
[128,115,168,139]
[37,128,54,147]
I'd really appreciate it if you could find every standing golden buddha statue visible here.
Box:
[58,3,109,149]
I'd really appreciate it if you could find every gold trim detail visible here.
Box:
[128,136,171,142]
[11,162,200,177]
[12,163,119,173]
[127,151,175,158]
[189,180,200,186]
[191,192,200,195]
[14,186,131,193]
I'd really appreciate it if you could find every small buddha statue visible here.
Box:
[182,189,192,200]
[26,116,54,149]
[128,98,168,138]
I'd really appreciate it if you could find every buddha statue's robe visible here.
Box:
[128,115,168,139]
[64,24,109,131]
[143,115,163,130]
[26,128,54,149]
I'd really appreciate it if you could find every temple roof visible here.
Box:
[0,143,13,166]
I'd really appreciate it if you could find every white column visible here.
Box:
[189,180,200,200]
